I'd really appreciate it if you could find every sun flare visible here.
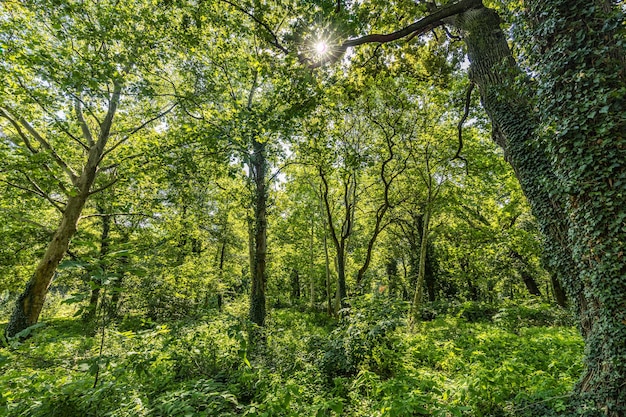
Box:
[314,41,328,55]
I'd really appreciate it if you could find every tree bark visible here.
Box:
[249,138,267,327]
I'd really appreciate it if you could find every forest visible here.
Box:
[0,0,624,416]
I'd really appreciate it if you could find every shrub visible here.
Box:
[457,301,499,322]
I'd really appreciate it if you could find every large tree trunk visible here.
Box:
[523,1,626,412]
[453,2,625,412]
[452,1,582,311]
[249,138,267,327]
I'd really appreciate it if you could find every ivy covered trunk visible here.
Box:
[455,1,625,413]
[249,138,267,327]
[524,0,626,413]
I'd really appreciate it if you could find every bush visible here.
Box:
[493,300,575,333]
[458,301,499,322]
[319,295,405,379]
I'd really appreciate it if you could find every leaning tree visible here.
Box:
[1,0,180,337]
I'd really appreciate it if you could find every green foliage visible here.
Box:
[0,302,585,417]
[320,295,405,379]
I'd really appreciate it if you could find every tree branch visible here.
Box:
[0,107,38,154]
[0,106,80,185]
[88,177,120,196]
[219,0,290,54]
[101,102,177,161]
[75,97,95,147]
[306,0,483,67]
[453,81,474,161]
[1,179,65,213]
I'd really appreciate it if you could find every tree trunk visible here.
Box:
[84,206,111,323]
[290,269,300,302]
[335,246,347,313]
[453,2,624,412]
[319,187,333,315]
[5,195,88,337]
[217,240,226,312]
[249,138,267,327]
[551,273,568,308]
[410,208,430,323]
[523,1,626,412]
[309,216,315,309]
[386,258,398,298]
[509,250,542,297]
[5,82,120,338]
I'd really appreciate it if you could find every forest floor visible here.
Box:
[1,296,586,417]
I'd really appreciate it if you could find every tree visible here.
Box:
[1,0,179,337]
[308,0,625,412]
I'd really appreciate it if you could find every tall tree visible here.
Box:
[1,0,178,337]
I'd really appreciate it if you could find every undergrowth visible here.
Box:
[0,296,588,416]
